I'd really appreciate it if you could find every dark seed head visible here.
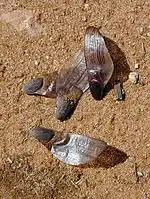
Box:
[55,96,77,121]
[29,127,55,142]
[23,78,43,95]
[89,81,105,100]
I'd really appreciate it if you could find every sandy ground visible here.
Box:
[0,0,150,198]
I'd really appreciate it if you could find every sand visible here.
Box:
[0,0,149,198]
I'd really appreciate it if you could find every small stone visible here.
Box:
[46,55,49,60]
[7,157,13,164]
[129,72,139,84]
[0,65,6,73]
[82,16,87,22]
[145,171,150,178]
[35,60,40,65]
[114,81,125,101]
[147,32,150,37]
[139,27,144,34]
[84,3,89,9]
[137,171,144,177]
[135,63,139,69]
[131,51,135,56]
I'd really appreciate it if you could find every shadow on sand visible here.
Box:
[102,36,130,98]
[80,145,128,169]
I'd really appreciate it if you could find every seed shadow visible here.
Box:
[80,145,128,169]
[102,36,130,98]
[105,37,130,84]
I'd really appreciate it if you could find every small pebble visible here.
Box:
[82,16,87,22]
[46,55,49,60]
[84,3,89,9]
[114,81,125,101]
[145,171,150,178]
[135,63,139,69]
[129,72,139,84]
[7,157,13,164]
[35,60,40,65]
[137,171,144,177]
[139,27,144,34]
[147,32,150,37]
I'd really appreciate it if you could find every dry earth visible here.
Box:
[0,0,150,198]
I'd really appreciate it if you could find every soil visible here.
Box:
[0,0,149,198]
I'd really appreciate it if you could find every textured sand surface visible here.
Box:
[0,0,149,198]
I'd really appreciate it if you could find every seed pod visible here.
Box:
[55,49,89,121]
[84,26,114,100]
[23,71,58,98]
[29,127,107,165]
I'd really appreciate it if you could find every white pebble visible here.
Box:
[147,32,150,37]
[84,3,89,9]
[137,171,144,177]
[7,157,13,164]
[82,16,87,22]
[129,72,139,84]
[135,63,139,69]
[35,60,40,65]
[46,55,49,60]
[139,27,144,34]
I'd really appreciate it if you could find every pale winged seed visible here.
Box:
[29,127,107,165]
[84,26,114,100]
[51,133,107,165]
